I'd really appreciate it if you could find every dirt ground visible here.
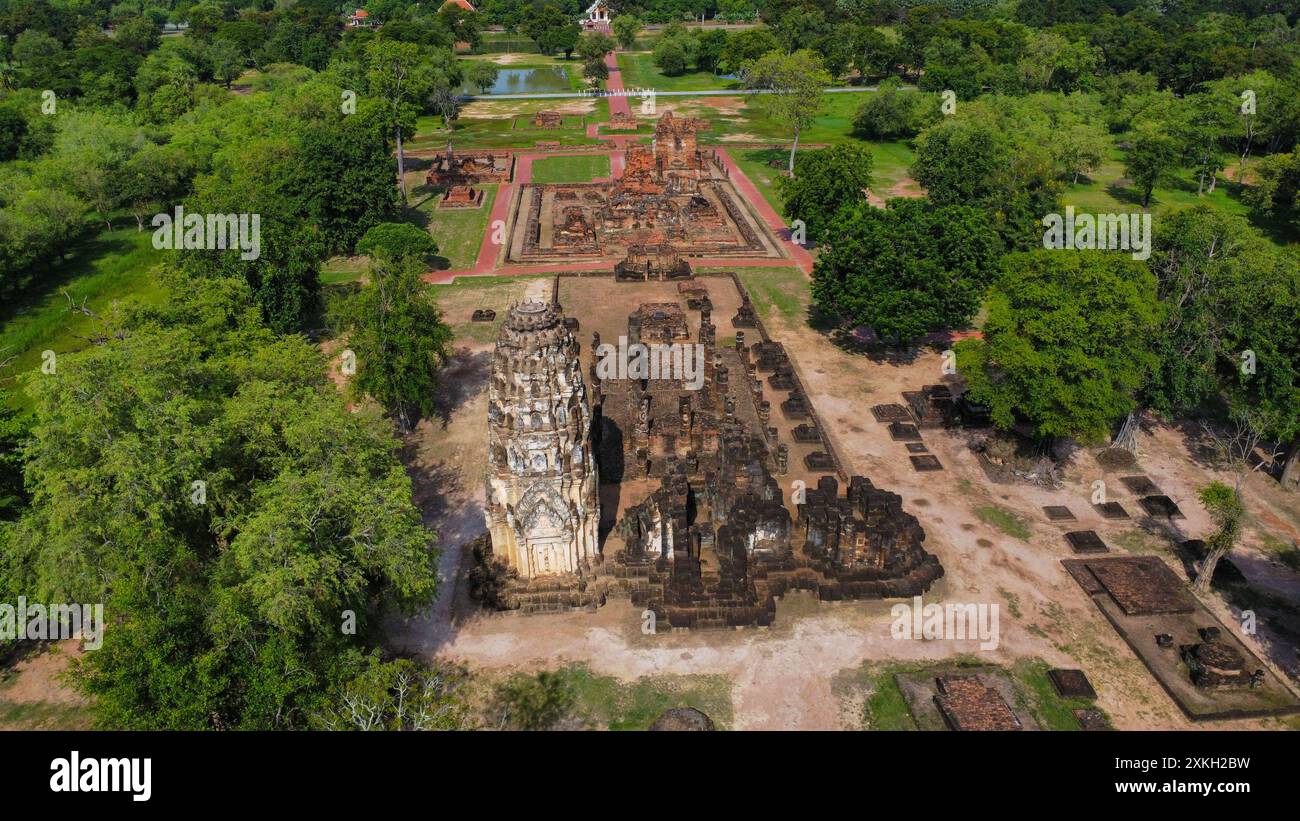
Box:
[460,98,597,120]
[866,178,926,207]
[387,272,1300,730]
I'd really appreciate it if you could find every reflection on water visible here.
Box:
[461,67,572,95]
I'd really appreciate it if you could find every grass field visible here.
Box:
[726,138,914,214]
[1,227,166,412]
[617,51,742,93]
[409,97,608,150]
[429,273,547,344]
[974,504,1033,541]
[529,154,611,183]
[535,663,734,730]
[836,656,1110,731]
[731,267,810,322]
[415,184,499,270]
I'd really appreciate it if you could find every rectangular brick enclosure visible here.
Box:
[1084,556,1196,615]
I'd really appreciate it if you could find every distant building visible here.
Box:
[582,0,611,33]
[441,0,477,11]
[347,9,373,28]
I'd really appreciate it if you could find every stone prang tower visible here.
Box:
[485,299,600,578]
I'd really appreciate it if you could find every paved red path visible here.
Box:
[713,149,814,274]
[604,52,631,118]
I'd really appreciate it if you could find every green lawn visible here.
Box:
[732,267,810,323]
[529,154,611,183]
[428,273,547,344]
[974,504,1033,541]
[726,138,914,215]
[840,657,1110,731]
[0,698,94,730]
[1,226,166,412]
[710,92,869,146]
[410,97,609,150]
[416,184,499,270]
[617,51,742,93]
[559,663,734,730]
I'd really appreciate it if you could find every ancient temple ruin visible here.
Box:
[506,112,784,266]
[475,274,944,625]
[427,149,514,186]
[484,300,600,581]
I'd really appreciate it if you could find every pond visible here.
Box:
[461,67,572,95]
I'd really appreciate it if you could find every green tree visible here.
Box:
[366,38,435,203]
[524,5,580,58]
[337,257,453,431]
[852,77,934,140]
[812,198,1002,343]
[492,670,575,730]
[469,60,499,94]
[1125,120,1181,207]
[1052,121,1107,184]
[1194,481,1245,594]
[955,251,1161,442]
[4,275,438,729]
[718,27,779,76]
[775,143,873,243]
[652,38,688,76]
[356,222,440,263]
[913,100,1063,249]
[314,656,472,730]
[611,15,641,51]
[741,49,830,174]
[206,37,244,89]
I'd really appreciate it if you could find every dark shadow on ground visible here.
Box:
[430,347,491,428]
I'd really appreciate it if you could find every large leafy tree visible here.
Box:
[812,197,1002,343]
[2,274,438,729]
[775,143,873,244]
[611,15,641,51]
[366,38,435,204]
[1144,207,1279,416]
[955,250,1162,442]
[1124,119,1181,207]
[741,48,830,174]
[912,98,1063,249]
[336,253,453,432]
[178,79,398,331]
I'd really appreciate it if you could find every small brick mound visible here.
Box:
[888,421,922,442]
[1093,501,1129,519]
[1139,495,1185,518]
[1120,475,1160,495]
[471,309,496,322]
[649,707,714,731]
[905,443,929,453]
[1065,530,1109,554]
[1086,556,1197,616]
[871,403,912,423]
[909,455,943,472]
[933,675,1022,731]
[1073,708,1110,730]
[1043,505,1076,522]
[791,423,821,443]
[1048,668,1098,699]
[803,451,835,471]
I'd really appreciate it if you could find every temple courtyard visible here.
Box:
[386,269,1300,730]
[376,68,1300,732]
